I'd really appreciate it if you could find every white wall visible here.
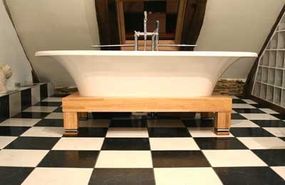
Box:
[196,0,285,80]
[5,0,100,87]
[0,0,32,90]
[4,0,285,87]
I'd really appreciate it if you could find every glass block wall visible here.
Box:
[252,13,285,108]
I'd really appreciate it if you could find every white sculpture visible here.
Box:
[0,64,13,93]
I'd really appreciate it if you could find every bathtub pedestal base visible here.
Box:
[62,93,232,136]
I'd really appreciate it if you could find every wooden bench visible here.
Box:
[62,93,232,136]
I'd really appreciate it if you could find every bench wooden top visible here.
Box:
[62,93,232,113]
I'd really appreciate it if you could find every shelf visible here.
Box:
[256,81,284,90]
[259,65,285,70]
[252,12,285,108]
[265,49,285,51]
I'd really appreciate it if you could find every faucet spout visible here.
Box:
[154,20,160,51]
[143,11,148,51]
[133,11,160,51]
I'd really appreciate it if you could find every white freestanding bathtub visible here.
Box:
[36,51,257,98]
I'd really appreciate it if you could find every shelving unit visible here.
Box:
[252,13,285,108]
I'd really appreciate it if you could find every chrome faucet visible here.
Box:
[91,11,197,50]
[144,11,148,50]
[134,11,160,51]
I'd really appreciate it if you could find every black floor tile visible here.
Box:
[5,137,59,150]
[35,102,62,106]
[231,113,246,120]
[0,118,6,123]
[232,99,246,103]
[0,167,33,185]
[0,126,29,136]
[102,138,150,150]
[194,138,247,150]
[233,109,265,113]
[110,118,147,128]
[230,128,273,137]
[252,120,285,127]
[75,128,107,137]
[253,149,285,166]
[38,151,99,168]
[215,167,285,185]
[92,113,132,119]
[152,151,210,167]
[13,112,49,119]
[153,112,195,119]
[182,119,214,127]
[52,94,69,97]
[253,104,271,108]
[89,168,155,185]
[53,107,62,112]
[35,119,63,127]
[272,114,285,120]
[148,128,191,137]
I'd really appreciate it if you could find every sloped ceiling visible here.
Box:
[196,0,285,79]
[4,0,285,88]
[5,0,100,88]
[0,0,32,90]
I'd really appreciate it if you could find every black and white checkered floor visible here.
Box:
[0,96,284,185]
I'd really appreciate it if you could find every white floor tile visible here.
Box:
[263,127,285,137]
[0,118,40,127]
[259,108,279,114]
[154,168,223,185]
[95,151,152,168]
[203,150,267,167]
[188,128,234,138]
[271,167,285,181]
[0,149,48,167]
[45,113,63,119]
[0,136,17,149]
[150,138,200,150]
[231,120,259,128]
[79,119,110,127]
[232,104,256,109]
[24,106,58,113]
[106,128,148,138]
[238,137,285,149]
[242,99,258,104]
[52,138,104,150]
[147,119,185,127]
[22,168,92,185]
[21,127,64,137]
[42,97,62,102]
[240,113,279,120]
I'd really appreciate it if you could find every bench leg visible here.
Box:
[63,112,79,136]
[214,112,231,135]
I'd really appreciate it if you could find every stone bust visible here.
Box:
[0,64,13,93]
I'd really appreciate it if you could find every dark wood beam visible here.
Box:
[180,0,207,51]
[95,0,120,50]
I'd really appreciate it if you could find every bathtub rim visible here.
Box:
[35,50,258,58]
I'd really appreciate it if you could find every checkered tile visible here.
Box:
[0,96,284,185]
